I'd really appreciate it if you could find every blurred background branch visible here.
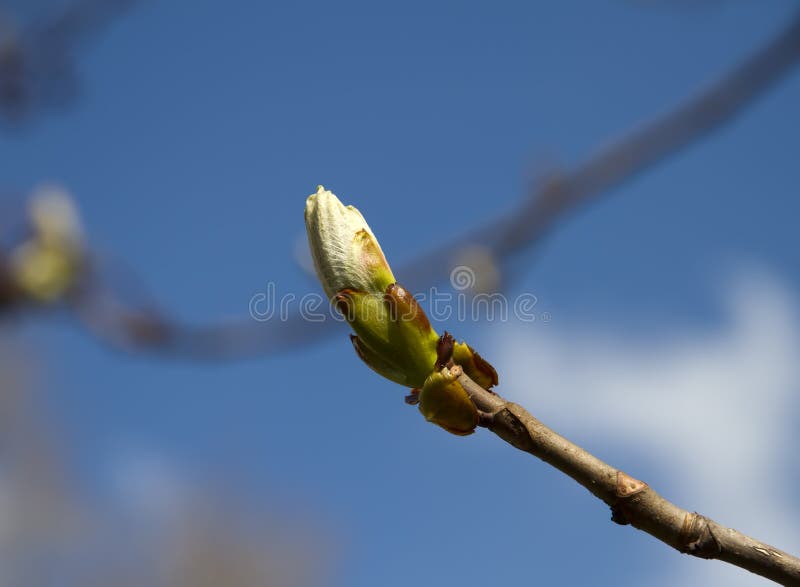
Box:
[0,0,137,126]
[3,9,797,359]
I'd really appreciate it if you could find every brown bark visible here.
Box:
[458,372,800,586]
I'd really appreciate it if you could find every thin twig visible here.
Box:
[457,372,800,586]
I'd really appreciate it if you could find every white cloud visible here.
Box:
[493,267,800,586]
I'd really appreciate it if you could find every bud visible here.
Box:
[29,185,84,248]
[9,186,85,303]
[305,186,439,388]
[417,364,479,436]
[304,185,394,300]
[304,185,499,434]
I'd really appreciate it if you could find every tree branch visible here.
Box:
[456,372,800,585]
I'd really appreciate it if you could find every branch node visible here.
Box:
[493,403,536,453]
[615,470,648,498]
[610,471,649,526]
[679,512,721,559]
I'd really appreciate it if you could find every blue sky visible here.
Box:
[2,1,799,585]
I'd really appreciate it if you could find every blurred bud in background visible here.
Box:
[8,184,85,303]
